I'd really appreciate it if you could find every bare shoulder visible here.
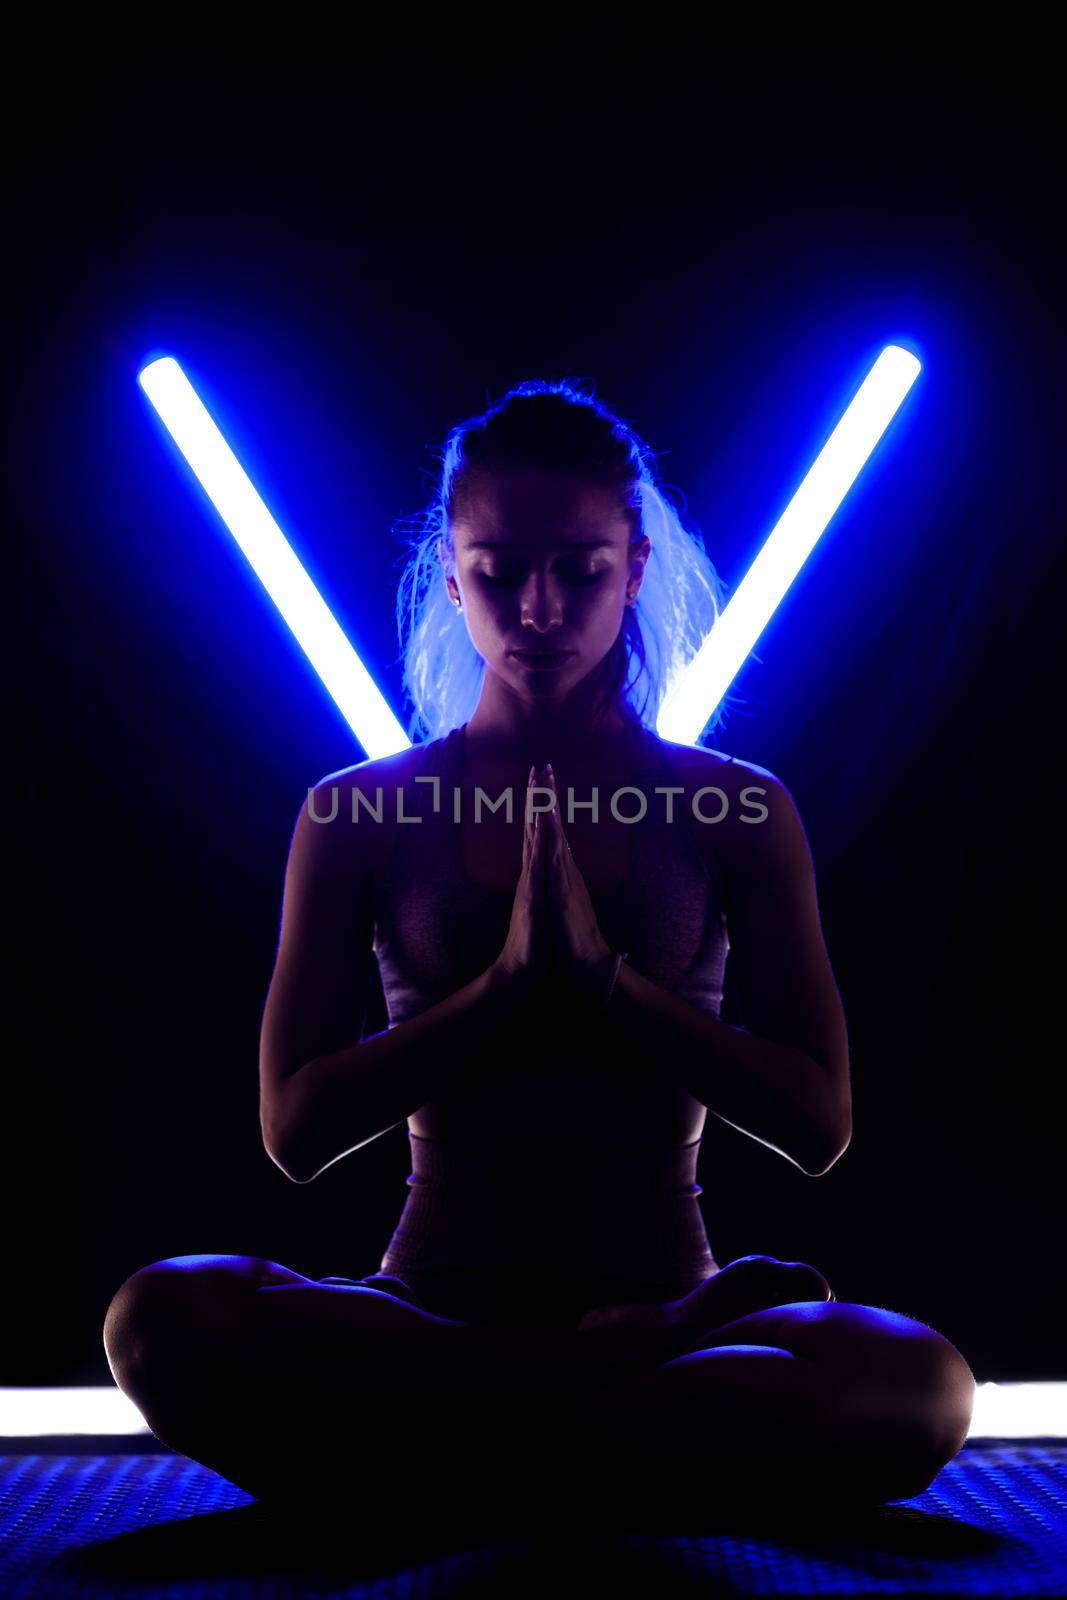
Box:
[654,737,809,889]
[655,736,789,811]
[297,739,439,885]
[314,740,428,806]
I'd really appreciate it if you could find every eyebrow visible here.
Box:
[463,540,617,551]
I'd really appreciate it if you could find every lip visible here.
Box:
[510,649,575,668]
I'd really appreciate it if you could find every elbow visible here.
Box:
[800,1062,852,1176]
[269,1144,317,1185]
[263,1128,316,1184]
[801,1114,852,1177]
[261,1091,317,1185]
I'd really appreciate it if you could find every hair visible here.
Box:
[392,377,739,746]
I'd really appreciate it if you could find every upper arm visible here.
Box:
[258,777,380,1167]
[718,763,852,1144]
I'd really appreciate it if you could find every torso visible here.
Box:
[351,720,747,1154]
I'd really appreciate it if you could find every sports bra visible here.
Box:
[372,714,732,1030]
[370,715,734,1288]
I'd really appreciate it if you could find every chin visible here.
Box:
[513,664,585,690]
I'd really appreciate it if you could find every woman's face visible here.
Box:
[440,469,651,702]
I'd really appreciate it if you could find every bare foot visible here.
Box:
[576,1255,834,1347]
[668,1254,834,1334]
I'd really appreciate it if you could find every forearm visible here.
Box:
[274,962,529,1182]
[605,961,845,1175]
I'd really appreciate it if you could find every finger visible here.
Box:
[533,770,554,890]
[545,763,563,832]
[538,778,552,866]
[522,765,536,870]
[543,764,567,859]
[549,775,574,873]
[528,767,549,880]
[529,771,541,859]
[535,809,552,904]
[529,770,549,836]
[541,809,553,894]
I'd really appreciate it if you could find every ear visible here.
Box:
[438,538,457,603]
[628,534,652,598]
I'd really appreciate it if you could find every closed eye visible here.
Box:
[480,570,607,587]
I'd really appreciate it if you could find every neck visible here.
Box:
[464,679,636,772]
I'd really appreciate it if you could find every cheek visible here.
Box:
[588,590,628,634]
[464,606,513,655]
[481,607,515,642]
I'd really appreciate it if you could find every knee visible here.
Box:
[835,1307,976,1498]
[901,1327,976,1484]
[103,1254,271,1395]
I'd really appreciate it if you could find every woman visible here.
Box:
[103,380,975,1530]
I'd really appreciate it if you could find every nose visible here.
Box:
[519,572,565,634]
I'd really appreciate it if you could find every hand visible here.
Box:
[540,763,617,1006]
[495,765,555,989]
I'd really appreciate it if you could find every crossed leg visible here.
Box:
[103,1254,653,1519]
[573,1297,976,1522]
[103,1253,975,1528]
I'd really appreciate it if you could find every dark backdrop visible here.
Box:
[7,67,1063,1385]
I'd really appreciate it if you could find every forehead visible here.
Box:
[453,470,630,550]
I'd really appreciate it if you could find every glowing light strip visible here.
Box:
[968,1381,1067,1439]
[0,1388,151,1436]
[141,346,919,756]
[657,344,921,745]
[138,357,411,759]
[1,1383,1064,1440]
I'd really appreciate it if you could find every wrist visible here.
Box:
[487,958,540,1003]
[573,949,627,1014]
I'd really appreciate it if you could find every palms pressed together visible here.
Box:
[505,768,837,1355]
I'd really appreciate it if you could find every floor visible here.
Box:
[2,1435,1066,1597]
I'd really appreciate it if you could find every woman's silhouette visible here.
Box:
[104,380,975,1530]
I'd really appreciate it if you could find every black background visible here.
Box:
[6,64,1064,1385]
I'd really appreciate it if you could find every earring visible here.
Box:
[627,591,637,607]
